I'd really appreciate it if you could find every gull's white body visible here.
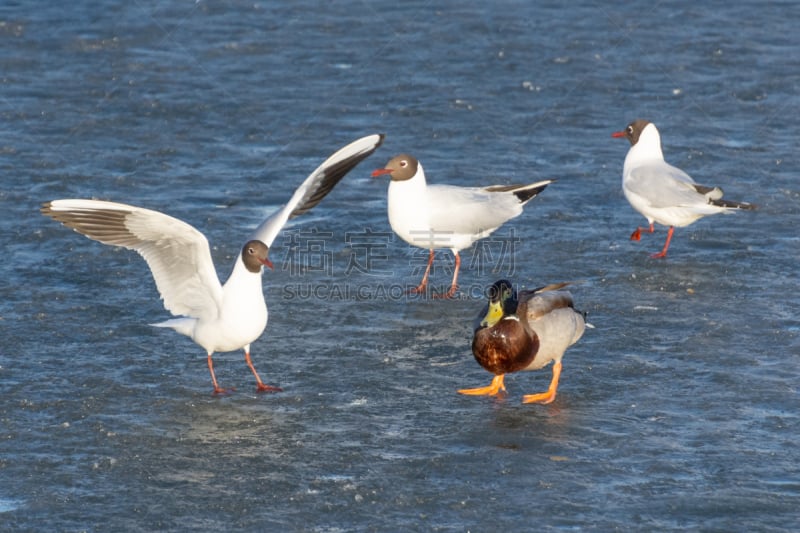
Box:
[614,120,754,257]
[622,122,732,228]
[374,153,551,297]
[155,257,267,355]
[387,161,550,252]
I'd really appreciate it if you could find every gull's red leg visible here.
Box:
[409,249,434,294]
[245,350,282,393]
[207,354,233,395]
[630,222,655,241]
[650,226,674,259]
[435,251,461,299]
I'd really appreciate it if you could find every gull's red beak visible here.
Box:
[260,257,274,270]
[371,168,393,178]
[611,131,627,138]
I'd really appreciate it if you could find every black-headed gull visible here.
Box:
[371,154,551,298]
[612,120,755,258]
[458,280,585,404]
[42,134,384,394]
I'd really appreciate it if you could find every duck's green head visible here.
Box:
[481,279,518,327]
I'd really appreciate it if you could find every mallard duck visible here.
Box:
[458,279,585,404]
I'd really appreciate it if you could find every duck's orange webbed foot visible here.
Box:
[522,361,562,404]
[521,389,557,404]
[458,374,506,396]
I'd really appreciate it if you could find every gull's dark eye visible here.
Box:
[627,125,634,135]
[399,160,408,167]
[248,247,255,254]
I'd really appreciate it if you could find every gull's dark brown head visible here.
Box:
[242,240,272,273]
[612,119,651,146]
[371,154,419,182]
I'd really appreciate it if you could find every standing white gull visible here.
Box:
[372,154,551,298]
[42,134,384,394]
[612,120,755,258]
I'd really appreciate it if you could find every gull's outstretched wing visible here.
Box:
[249,134,385,246]
[42,199,223,320]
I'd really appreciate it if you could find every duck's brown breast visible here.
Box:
[471,317,538,375]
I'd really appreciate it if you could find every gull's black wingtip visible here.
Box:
[289,133,386,218]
